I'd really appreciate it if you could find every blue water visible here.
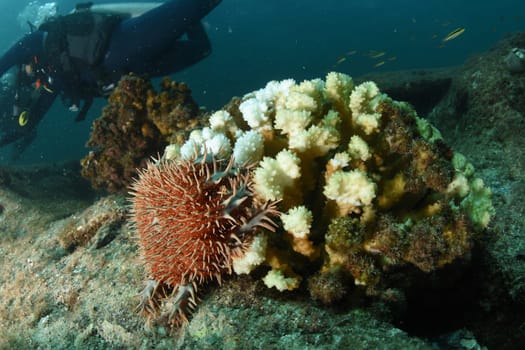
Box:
[0,0,523,165]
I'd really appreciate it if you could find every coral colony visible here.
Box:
[129,72,493,328]
[82,76,203,192]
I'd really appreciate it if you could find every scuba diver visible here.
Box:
[0,0,222,157]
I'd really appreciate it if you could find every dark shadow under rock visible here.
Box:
[0,160,96,201]
[357,67,455,116]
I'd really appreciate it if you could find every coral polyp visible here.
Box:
[129,155,279,327]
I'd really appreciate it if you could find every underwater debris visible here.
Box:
[504,47,525,73]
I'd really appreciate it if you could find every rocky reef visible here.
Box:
[427,32,525,348]
[80,75,204,193]
[4,33,525,348]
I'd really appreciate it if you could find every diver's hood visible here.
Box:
[72,2,163,18]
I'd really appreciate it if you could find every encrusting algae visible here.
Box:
[128,72,494,329]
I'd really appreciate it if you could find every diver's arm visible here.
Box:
[184,21,212,60]
[104,0,222,73]
[0,31,46,77]
[149,22,212,75]
[170,21,212,71]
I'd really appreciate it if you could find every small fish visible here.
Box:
[369,51,386,59]
[346,50,357,56]
[374,61,385,67]
[387,56,397,61]
[442,27,465,42]
[335,56,347,65]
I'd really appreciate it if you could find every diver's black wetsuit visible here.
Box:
[0,0,221,151]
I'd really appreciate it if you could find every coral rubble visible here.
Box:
[56,195,127,252]
[80,75,204,193]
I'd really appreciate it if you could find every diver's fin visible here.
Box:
[72,2,163,18]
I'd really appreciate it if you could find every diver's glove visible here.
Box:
[74,97,93,122]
